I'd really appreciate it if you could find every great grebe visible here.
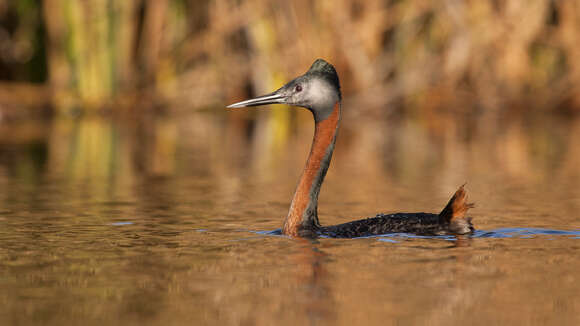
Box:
[228,59,474,238]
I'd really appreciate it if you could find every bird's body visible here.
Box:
[319,213,446,238]
[228,59,474,239]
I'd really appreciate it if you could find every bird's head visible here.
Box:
[227,59,341,121]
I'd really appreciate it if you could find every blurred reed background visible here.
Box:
[0,0,579,188]
[0,0,579,116]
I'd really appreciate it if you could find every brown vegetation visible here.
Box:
[0,0,579,117]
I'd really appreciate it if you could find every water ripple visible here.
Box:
[246,227,580,242]
[473,227,580,239]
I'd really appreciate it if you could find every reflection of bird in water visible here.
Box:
[228,59,474,238]
[292,242,334,325]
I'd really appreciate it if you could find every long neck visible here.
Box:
[282,101,341,236]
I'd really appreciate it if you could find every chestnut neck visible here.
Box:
[282,101,341,236]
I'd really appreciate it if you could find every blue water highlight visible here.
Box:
[110,221,134,226]
[375,227,580,243]
[473,227,580,239]
[244,227,580,242]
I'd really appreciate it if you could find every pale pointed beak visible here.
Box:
[227,91,286,109]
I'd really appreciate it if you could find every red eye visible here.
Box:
[295,85,302,92]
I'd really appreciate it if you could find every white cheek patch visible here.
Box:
[307,79,338,121]
[308,79,336,108]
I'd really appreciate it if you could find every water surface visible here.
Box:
[1,111,579,325]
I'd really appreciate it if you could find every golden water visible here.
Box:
[0,110,579,325]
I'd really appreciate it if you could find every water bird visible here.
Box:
[227,59,474,238]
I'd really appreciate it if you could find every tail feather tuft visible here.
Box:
[439,184,475,224]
